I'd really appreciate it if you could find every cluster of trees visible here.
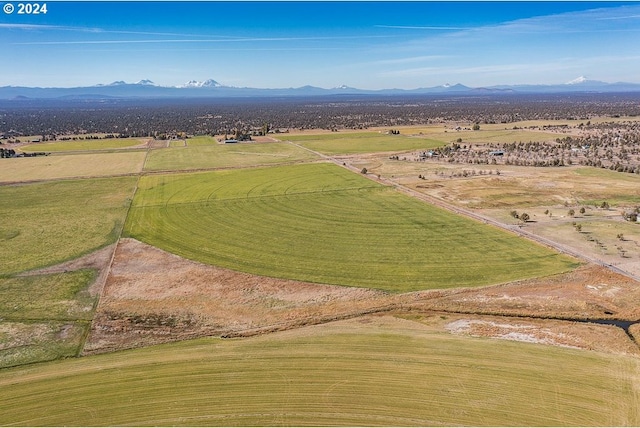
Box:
[430,169,500,179]
[2,93,640,139]
[622,206,640,222]
[426,121,640,175]
[510,210,530,222]
[0,147,16,158]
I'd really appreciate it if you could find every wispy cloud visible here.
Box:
[479,4,640,35]
[366,55,453,66]
[0,23,266,40]
[595,12,640,20]
[0,23,80,30]
[11,34,393,46]
[375,25,470,31]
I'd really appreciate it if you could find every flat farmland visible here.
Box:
[4,121,640,427]
[282,131,443,154]
[358,158,640,209]
[1,316,638,426]
[125,163,577,291]
[144,141,318,171]
[525,216,640,278]
[428,128,561,144]
[397,121,584,143]
[0,270,97,368]
[0,176,137,275]
[185,135,219,146]
[350,144,640,282]
[20,137,147,152]
[0,151,146,183]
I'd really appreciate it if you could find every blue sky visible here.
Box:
[2,1,640,89]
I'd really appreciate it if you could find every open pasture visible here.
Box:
[282,131,443,155]
[372,124,562,145]
[0,176,137,275]
[1,316,638,426]
[425,128,561,145]
[144,141,318,171]
[20,137,146,152]
[574,167,640,206]
[359,157,640,209]
[351,153,640,279]
[0,270,95,320]
[0,270,97,368]
[0,151,146,183]
[125,163,576,292]
[0,320,87,369]
[20,137,147,152]
[525,216,640,278]
[185,135,218,146]
[400,117,632,136]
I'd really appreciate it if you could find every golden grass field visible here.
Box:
[2,315,639,426]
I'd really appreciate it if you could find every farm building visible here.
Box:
[420,150,439,158]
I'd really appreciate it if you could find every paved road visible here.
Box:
[285,139,640,283]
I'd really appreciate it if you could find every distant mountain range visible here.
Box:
[2,77,640,100]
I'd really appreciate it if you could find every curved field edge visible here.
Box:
[1,317,638,427]
[0,176,138,276]
[124,163,578,292]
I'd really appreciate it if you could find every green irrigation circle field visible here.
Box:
[125,162,578,292]
[1,318,637,426]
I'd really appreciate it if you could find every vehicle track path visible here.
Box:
[284,139,640,283]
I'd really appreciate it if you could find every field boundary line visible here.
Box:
[383,176,640,282]
[284,139,640,283]
[78,146,150,356]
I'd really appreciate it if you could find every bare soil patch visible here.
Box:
[84,239,400,354]
[83,239,640,356]
[411,264,640,320]
[18,244,116,297]
[441,314,638,355]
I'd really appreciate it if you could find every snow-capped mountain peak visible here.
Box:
[96,80,155,87]
[179,79,222,88]
[566,76,588,85]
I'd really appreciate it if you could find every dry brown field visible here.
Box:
[79,238,639,357]
[0,151,146,183]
